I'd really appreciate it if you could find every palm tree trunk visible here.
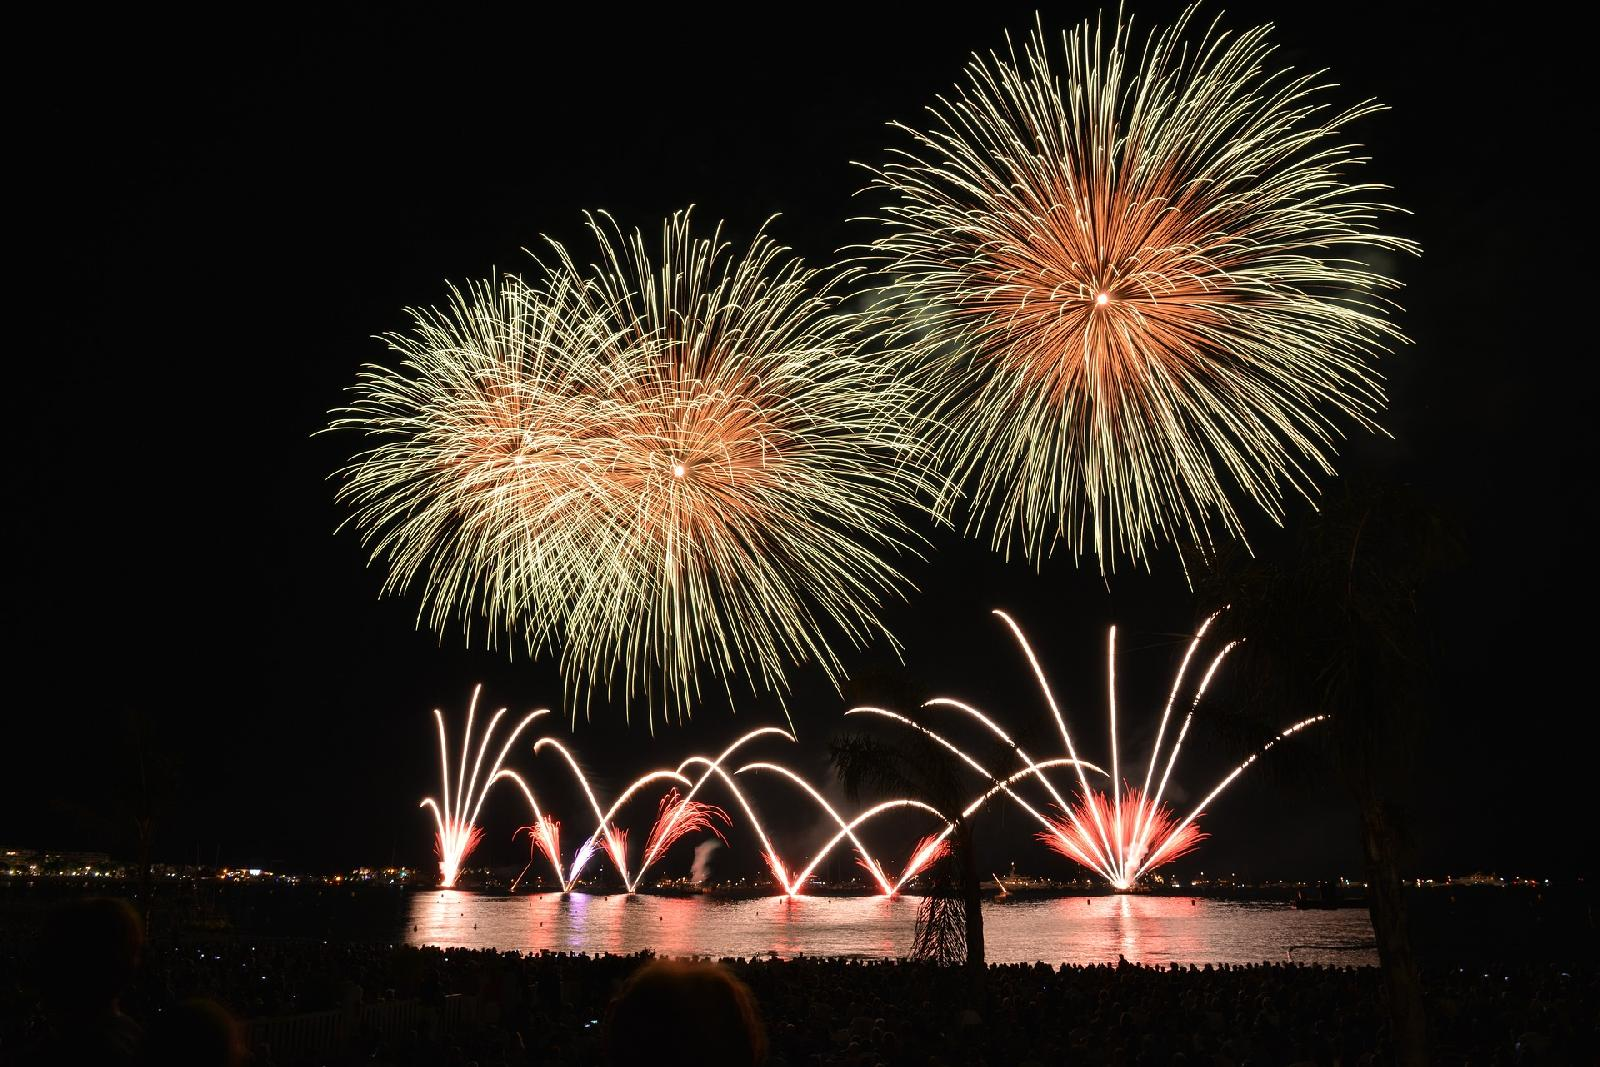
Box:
[956,820,984,975]
[134,727,154,927]
[1358,788,1428,1065]
[137,819,154,926]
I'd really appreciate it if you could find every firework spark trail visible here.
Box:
[601,826,630,877]
[1132,714,1327,881]
[900,833,953,883]
[780,797,948,896]
[531,737,690,889]
[628,726,794,890]
[845,705,1119,884]
[1108,627,1124,884]
[675,757,796,895]
[510,815,561,892]
[527,815,561,871]
[569,838,599,888]
[763,849,791,891]
[431,825,483,886]
[686,754,1081,896]
[418,687,546,887]
[1038,787,1206,882]
[674,755,953,897]
[866,9,1416,570]
[1129,639,1237,877]
[891,758,1094,893]
[1137,612,1221,815]
[658,749,957,896]
[640,788,731,876]
[920,696,1085,819]
[491,769,565,888]
[865,615,1325,890]
[334,212,931,723]
[993,610,1119,871]
[735,761,939,895]
[920,693,1111,876]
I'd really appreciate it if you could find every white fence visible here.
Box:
[244,993,477,1062]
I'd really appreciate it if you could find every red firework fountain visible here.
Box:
[641,788,731,869]
[854,852,889,886]
[433,822,484,889]
[419,686,545,887]
[601,826,630,878]
[849,612,1327,891]
[900,833,953,884]
[1038,787,1205,890]
[511,815,562,891]
[421,620,1325,897]
[763,850,791,891]
[528,814,562,868]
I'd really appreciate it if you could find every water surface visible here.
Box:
[407,892,1376,966]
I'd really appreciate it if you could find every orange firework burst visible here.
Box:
[334,212,928,722]
[868,8,1416,569]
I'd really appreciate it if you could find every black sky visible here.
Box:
[9,4,1585,883]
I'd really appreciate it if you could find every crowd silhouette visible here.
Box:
[1,897,1593,1065]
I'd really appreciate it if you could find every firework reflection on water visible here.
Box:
[406,891,1376,966]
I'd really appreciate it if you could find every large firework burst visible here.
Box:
[867,8,1417,570]
[334,212,926,721]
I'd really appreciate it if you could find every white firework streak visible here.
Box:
[428,610,1323,895]
[531,736,690,890]
[858,611,1326,889]
[418,685,546,887]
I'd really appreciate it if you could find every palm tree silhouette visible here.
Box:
[830,670,988,978]
[1197,471,1460,1066]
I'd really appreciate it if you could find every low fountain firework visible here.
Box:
[852,611,1325,890]
[419,685,545,888]
[422,615,1323,893]
[887,833,952,886]
[641,788,731,869]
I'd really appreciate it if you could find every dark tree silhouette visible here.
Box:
[830,728,986,976]
[119,710,177,916]
[1197,472,1460,1067]
[909,864,968,966]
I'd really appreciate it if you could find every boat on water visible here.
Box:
[1294,883,1368,909]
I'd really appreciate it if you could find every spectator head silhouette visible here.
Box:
[605,958,766,1067]
[144,997,246,1067]
[39,896,143,1014]
[28,897,145,1064]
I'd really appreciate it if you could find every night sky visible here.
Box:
[11,5,1583,884]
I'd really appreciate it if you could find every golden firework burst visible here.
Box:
[334,212,929,722]
[866,7,1417,570]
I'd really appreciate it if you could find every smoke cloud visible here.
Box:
[690,839,722,883]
